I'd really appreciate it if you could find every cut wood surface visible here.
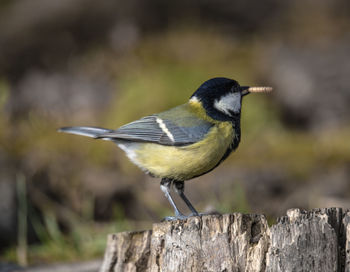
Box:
[100,208,350,272]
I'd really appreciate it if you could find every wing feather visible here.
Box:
[97,115,212,146]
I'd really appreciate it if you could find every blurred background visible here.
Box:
[1,0,350,268]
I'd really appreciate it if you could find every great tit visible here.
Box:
[59,77,272,220]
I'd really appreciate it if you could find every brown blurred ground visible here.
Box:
[1,0,350,266]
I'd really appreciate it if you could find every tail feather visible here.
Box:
[58,126,113,139]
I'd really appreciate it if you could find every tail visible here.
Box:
[58,126,114,139]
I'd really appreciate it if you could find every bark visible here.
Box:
[100,208,349,272]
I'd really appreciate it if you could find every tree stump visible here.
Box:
[100,208,350,272]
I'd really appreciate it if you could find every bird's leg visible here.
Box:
[173,180,199,216]
[160,178,186,220]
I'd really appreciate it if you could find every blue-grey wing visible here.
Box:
[97,115,213,146]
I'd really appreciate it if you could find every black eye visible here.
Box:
[231,85,241,93]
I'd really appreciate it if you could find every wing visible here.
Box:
[97,105,213,146]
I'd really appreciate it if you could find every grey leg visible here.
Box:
[173,181,199,216]
[160,178,186,220]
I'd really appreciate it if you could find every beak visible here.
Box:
[240,86,273,96]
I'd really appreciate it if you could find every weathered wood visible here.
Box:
[99,230,152,272]
[342,211,350,271]
[100,208,349,272]
[266,208,342,272]
[149,214,269,272]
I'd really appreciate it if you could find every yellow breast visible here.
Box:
[133,121,233,181]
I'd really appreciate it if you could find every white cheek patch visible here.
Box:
[214,92,241,116]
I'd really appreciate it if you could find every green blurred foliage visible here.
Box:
[1,7,350,265]
[5,29,350,264]
[106,29,254,126]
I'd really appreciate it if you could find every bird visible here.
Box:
[58,77,272,220]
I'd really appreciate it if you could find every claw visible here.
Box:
[162,212,202,222]
[162,214,191,221]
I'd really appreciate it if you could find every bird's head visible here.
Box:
[190,77,272,121]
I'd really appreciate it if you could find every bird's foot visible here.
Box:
[162,212,202,222]
[162,215,187,221]
[189,212,199,217]
[162,216,182,222]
